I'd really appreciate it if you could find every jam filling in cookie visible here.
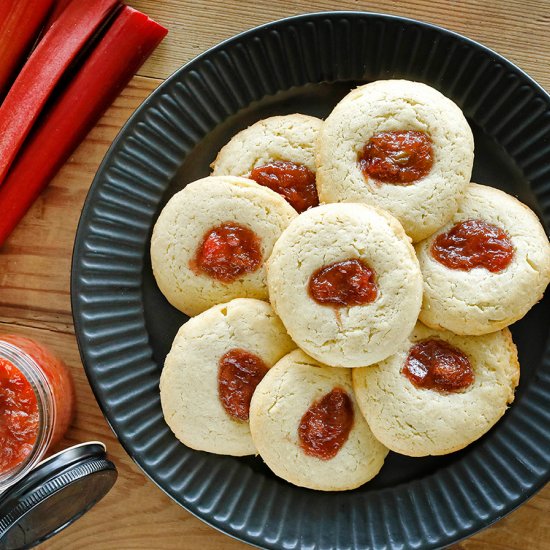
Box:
[308,259,378,307]
[402,338,474,393]
[218,348,269,421]
[250,160,319,213]
[431,219,514,273]
[192,222,262,282]
[298,387,354,460]
[358,130,434,184]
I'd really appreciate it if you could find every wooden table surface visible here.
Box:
[1,0,548,548]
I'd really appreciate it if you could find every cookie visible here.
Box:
[249,349,388,490]
[211,114,322,213]
[416,183,550,335]
[151,176,297,316]
[160,298,296,456]
[266,203,423,367]
[316,80,474,241]
[352,322,520,456]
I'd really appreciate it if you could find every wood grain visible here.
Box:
[0,1,546,548]
[129,0,550,92]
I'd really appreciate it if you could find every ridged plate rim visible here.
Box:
[71,11,550,549]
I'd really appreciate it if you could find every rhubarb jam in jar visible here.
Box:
[0,335,75,490]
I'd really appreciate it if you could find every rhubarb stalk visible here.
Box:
[0,0,120,185]
[0,6,168,247]
[0,0,56,98]
[42,0,76,33]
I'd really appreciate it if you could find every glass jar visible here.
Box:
[0,335,75,491]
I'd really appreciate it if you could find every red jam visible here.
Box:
[0,358,39,474]
[402,338,474,393]
[0,335,75,450]
[308,259,378,307]
[431,219,514,273]
[249,160,319,213]
[358,130,434,184]
[192,222,262,283]
[218,348,269,421]
[298,387,354,460]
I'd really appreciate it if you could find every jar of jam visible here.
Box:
[0,335,117,548]
[0,335,75,490]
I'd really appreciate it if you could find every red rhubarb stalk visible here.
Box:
[0,0,56,98]
[0,0,120,185]
[0,6,168,247]
[42,0,76,33]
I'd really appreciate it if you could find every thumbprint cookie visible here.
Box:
[249,349,388,490]
[266,203,423,367]
[151,176,297,316]
[160,299,295,456]
[211,114,322,213]
[352,322,519,456]
[316,80,474,241]
[416,183,550,335]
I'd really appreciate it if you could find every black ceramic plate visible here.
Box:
[71,12,550,549]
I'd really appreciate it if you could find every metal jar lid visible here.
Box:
[0,442,117,549]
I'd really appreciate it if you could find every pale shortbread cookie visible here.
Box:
[316,80,474,242]
[211,114,322,179]
[160,299,296,456]
[266,203,423,367]
[352,323,520,456]
[249,349,388,490]
[417,183,550,335]
[151,176,296,316]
